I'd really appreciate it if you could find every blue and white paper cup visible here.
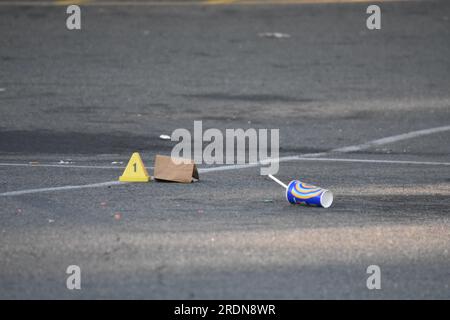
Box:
[286,180,333,208]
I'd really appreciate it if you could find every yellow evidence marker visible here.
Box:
[119,152,150,182]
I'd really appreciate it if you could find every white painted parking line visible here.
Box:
[284,157,450,166]
[1,157,448,197]
[201,125,450,172]
[0,181,122,197]
[332,125,450,153]
[198,157,450,173]
[0,163,127,169]
[1,157,449,197]
[0,125,449,196]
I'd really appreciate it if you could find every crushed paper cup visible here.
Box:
[267,174,333,208]
[286,180,333,208]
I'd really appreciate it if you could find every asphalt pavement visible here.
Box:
[0,0,449,299]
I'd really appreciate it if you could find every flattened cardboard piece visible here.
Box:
[153,155,199,183]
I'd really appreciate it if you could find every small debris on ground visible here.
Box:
[258,32,291,39]
[159,134,171,140]
[100,202,107,207]
[263,199,273,203]
[58,159,74,164]
[48,219,55,223]
[111,161,123,165]
[114,213,121,220]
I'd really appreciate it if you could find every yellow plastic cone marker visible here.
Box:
[119,152,150,182]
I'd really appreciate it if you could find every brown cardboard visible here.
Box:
[153,155,199,183]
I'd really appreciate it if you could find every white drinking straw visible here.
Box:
[268,174,288,189]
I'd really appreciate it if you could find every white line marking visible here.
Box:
[199,162,260,173]
[0,163,127,169]
[2,157,448,197]
[194,153,329,173]
[1,125,449,196]
[283,157,450,166]
[183,125,450,173]
[3,126,447,171]
[198,156,450,173]
[332,125,450,153]
[0,181,123,197]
